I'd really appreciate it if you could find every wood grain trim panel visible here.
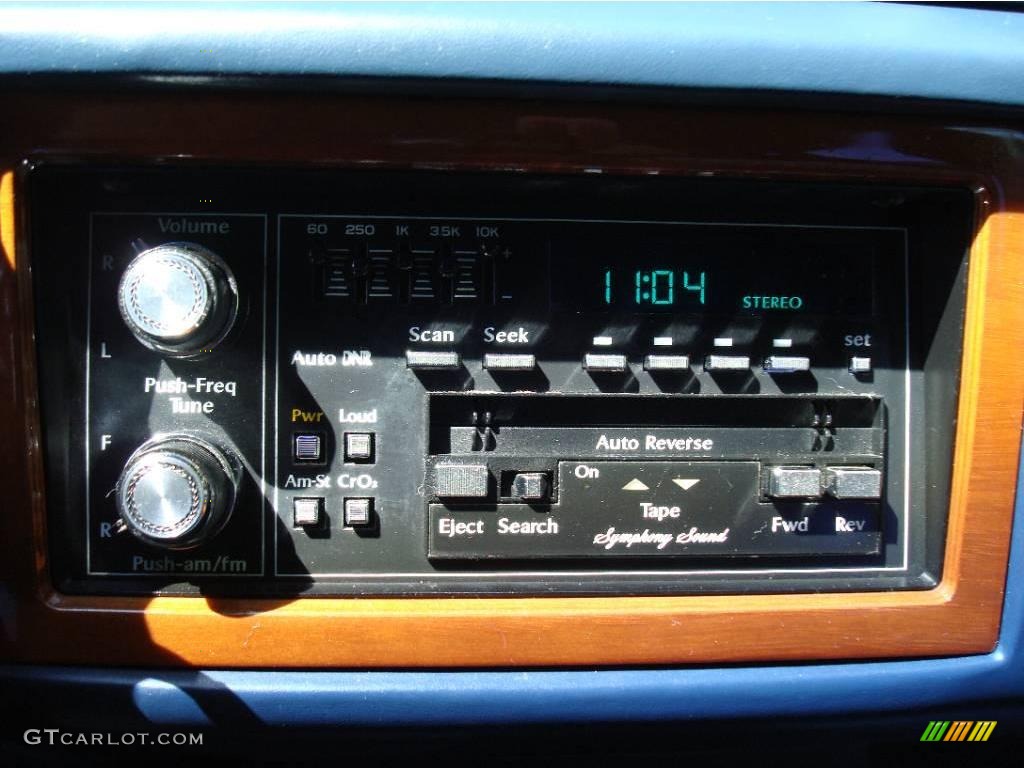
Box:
[0,171,13,269]
[1,95,1022,667]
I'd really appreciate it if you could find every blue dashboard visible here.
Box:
[2,1,1023,759]
[1,2,1023,107]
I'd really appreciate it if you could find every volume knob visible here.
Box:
[117,242,238,356]
[116,435,240,550]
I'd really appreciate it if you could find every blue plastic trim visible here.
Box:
[3,0,1024,727]
[1,2,1024,108]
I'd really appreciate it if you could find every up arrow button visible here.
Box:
[621,478,649,491]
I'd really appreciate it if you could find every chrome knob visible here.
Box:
[116,435,240,549]
[117,242,238,356]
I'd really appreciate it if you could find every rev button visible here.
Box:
[825,467,883,499]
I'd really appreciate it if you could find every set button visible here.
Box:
[849,356,872,375]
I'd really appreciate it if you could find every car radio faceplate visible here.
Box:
[29,167,970,595]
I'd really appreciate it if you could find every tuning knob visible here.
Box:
[117,242,238,356]
[116,435,240,550]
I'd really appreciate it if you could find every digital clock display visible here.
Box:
[551,229,876,316]
[603,268,711,309]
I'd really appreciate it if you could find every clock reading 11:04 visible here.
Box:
[551,233,876,315]
[603,268,707,308]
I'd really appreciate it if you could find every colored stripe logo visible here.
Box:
[920,721,996,742]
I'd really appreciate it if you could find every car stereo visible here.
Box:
[28,166,970,595]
